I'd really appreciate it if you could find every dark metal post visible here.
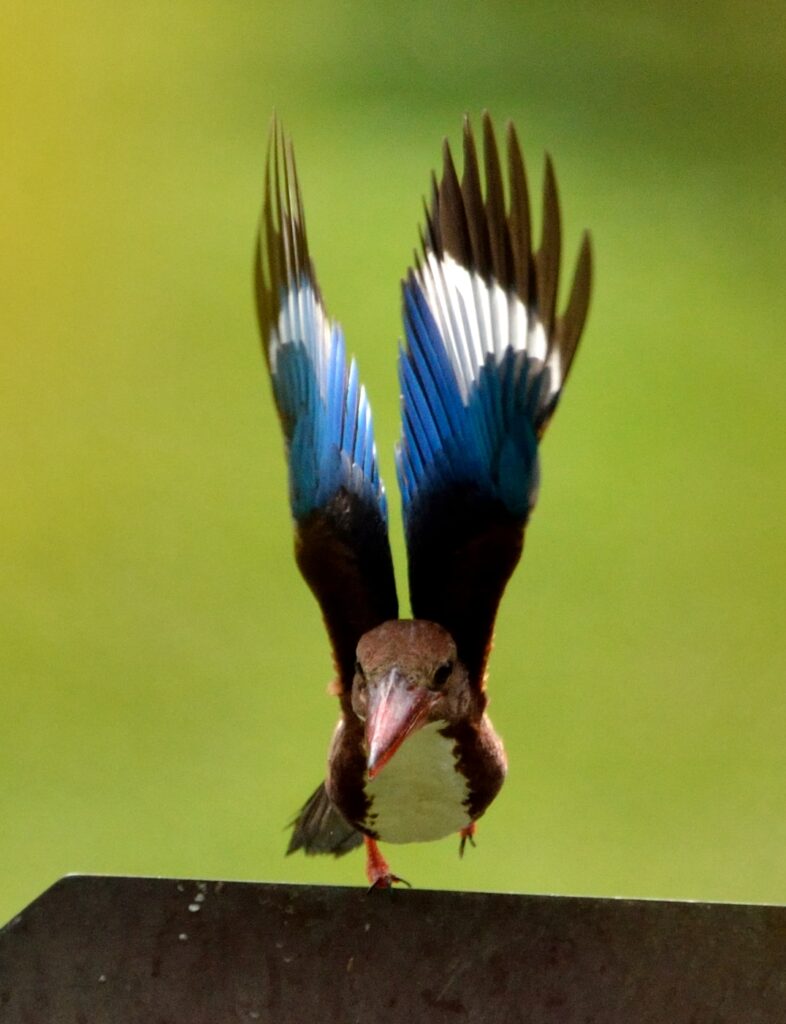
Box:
[1,875,784,1022]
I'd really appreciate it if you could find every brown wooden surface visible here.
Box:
[1,875,785,1023]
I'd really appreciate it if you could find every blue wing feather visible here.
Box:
[270,288,386,522]
[399,276,538,521]
[405,282,464,444]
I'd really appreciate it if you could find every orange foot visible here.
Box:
[364,836,411,890]
[458,821,477,858]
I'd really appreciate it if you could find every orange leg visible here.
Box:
[364,837,410,890]
[458,821,477,858]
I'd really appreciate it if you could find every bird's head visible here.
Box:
[351,619,472,778]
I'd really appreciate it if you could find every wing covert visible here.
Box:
[398,113,592,683]
[255,120,398,691]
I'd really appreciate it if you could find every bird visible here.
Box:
[254,113,591,888]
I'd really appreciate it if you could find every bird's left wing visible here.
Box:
[255,122,398,692]
[398,114,591,684]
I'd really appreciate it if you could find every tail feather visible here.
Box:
[287,782,363,857]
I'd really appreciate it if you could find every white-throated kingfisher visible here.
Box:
[254,114,592,887]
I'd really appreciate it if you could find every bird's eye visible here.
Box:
[432,661,453,689]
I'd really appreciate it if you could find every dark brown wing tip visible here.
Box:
[481,111,499,167]
[537,152,562,334]
[481,113,510,287]
[430,115,511,282]
[254,119,277,348]
[506,119,532,306]
[505,119,522,164]
[542,152,558,198]
[460,114,492,275]
[438,135,472,266]
[256,116,319,361]
[536,229,592,439]
[442,135,455,172]
[461,114,476,169]
[555,228,593,381]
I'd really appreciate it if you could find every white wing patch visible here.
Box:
[417,251,562,416]
[269,280,332,385]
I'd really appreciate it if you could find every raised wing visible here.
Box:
[397,113,591,684]
[255,120,398,692]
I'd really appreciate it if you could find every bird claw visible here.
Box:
[367,872,411,892]
[364,836,410,890]
[458,822,477,858]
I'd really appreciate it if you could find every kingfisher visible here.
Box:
[254,113,591,888]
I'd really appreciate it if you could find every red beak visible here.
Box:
[366,669,439,779]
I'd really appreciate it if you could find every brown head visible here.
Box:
[351,619,477,777]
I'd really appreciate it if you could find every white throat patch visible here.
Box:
[364,721,471,844]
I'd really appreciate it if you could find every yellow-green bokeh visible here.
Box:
[2,1,785,923]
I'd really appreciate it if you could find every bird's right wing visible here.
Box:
[255,121,398,694]
[398,114,591,684]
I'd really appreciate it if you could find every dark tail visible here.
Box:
[287,782,364,857]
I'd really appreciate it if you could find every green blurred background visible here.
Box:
[2,1,785,924]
